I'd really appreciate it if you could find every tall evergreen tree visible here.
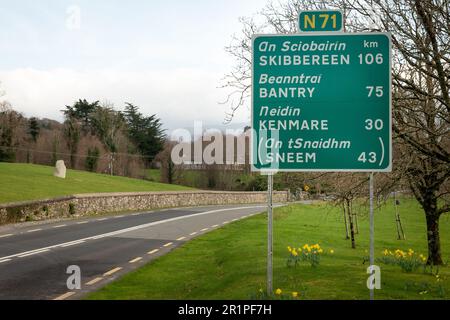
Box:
[63,116,80,168]
[28,117,40,143]
[62,99,99,133]
[123,103,165,165]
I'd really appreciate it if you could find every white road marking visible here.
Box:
[18,248,50,258]
[76,221,88,225]
[148,249,159,254]
[27,228,42,233]
[222,221,229,224]
[97,218,107,221]
[0,259,11,264]
[131,213,141,216]
[104,267,122,276]
[129,257,142,263]
[0,205,266,262]
[163,242,173,247]
[189,232,198,236]
[53,225,66,228]
[60,240,86,247]
[53,291,75,300]
[0,234,13,238]
[86,277,103,286]
[176,236,186,241]
[114,215,124,218]
[231,218,238,221]
[200,228,209,232]
[211,225,219,228]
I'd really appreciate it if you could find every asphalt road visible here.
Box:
[0,204,270,300]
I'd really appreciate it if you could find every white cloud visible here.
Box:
[0,67,249,130]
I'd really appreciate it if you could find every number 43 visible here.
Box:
[358,152,377,163]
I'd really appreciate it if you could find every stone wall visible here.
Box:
[0,190,289,225]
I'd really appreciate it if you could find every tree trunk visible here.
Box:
[342,203,350,240]
[346,199,356,249]
[425,212,443,265]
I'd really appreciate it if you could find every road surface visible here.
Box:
[0,204,270,300]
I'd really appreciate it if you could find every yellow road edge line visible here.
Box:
[129,257,143,263]
[53,291,76,300]
[103,267,122,276]
[86,277,103,286]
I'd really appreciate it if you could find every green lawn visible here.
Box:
[87,198,449,300]
[0,163,194,204]
[146,169,161,182]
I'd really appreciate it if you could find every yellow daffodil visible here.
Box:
[275,288,282,295]
[383,249,389,256]
[329,249,334,254]
[287,246,292,252]
[292,291,299,298]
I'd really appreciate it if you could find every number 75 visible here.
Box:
[366,86,383,97]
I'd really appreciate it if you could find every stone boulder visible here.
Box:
[54,160,67,179]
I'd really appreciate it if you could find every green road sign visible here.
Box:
[251,32,392,172]
[299,10,343,32]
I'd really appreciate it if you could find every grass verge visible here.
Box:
[0,163,194,204]
[87,198,449,300]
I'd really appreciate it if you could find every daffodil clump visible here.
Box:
[287,243,332,268]
[378,248,427,272]
[252,288,301,300]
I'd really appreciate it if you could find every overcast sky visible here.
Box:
[0,0,266,132]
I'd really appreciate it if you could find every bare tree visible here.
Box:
[91,102,125,175]
[223,0,449,264]
[343,0,450,265]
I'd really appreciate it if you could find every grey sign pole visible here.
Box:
[267,173,273,294]
[369,172,375,300]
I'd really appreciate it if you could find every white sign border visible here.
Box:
[250,31,393,173]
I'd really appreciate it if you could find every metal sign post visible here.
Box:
[267,173,274,294]
[369,173,374,300]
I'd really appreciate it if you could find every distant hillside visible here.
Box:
[0,163,194,204]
